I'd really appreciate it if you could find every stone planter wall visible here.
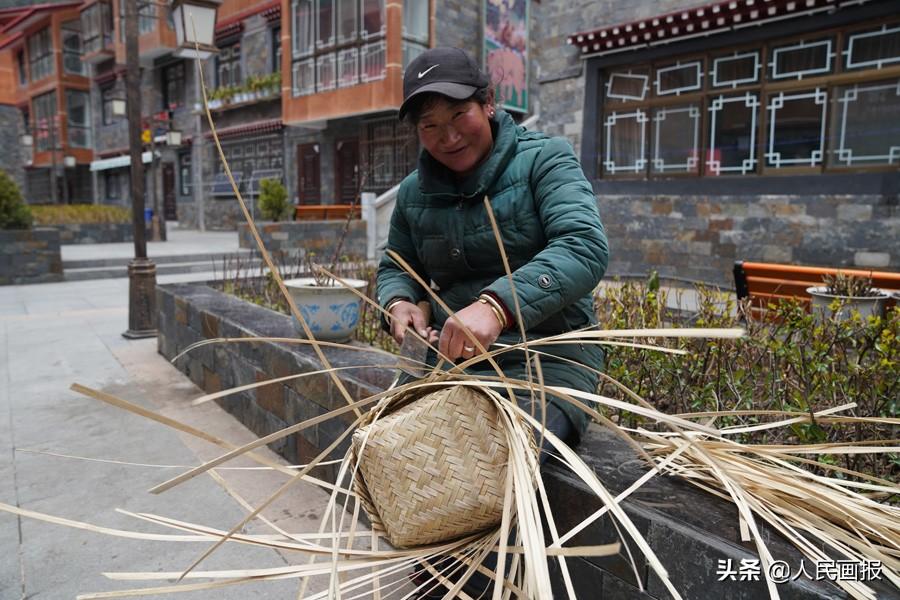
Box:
[237,220,367,260]
[0,228,63,285]
[157,282,879,599]
[156,281,392,483]
[48,222,134,244]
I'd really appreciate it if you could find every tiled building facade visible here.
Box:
[0,0,896,283]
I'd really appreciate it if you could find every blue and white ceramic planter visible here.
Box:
[283,277,369,342]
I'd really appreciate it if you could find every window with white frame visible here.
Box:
[217,42,242,87]
[291,0,389,96]
[32,91,57,152]
[178,153,191,196]
[599,18,900,178]
[402,0,429,69]
[62,20,85,75]
[272,26,282,73]
[81,1,113,55]
[162,62,185,109]
[101,85,116,126]
[28,28,54,81]
[66,90,91,148]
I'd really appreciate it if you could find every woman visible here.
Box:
[378,45,608,443]
[376,47,608,595]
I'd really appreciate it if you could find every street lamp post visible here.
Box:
[122,0,156,339]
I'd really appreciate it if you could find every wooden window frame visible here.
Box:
[162,62,185,110]
[594,15,900,181]
[27,27,54,82]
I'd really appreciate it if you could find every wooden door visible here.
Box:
[297,143,321,205]
[162,162,177,220]
[334,138,359,204]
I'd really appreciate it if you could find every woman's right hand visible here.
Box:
[388,300,432,344]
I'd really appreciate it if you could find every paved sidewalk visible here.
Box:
[61,225,242,262]
[0,273,361,599]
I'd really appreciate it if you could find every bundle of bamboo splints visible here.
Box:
[2,37,898,600]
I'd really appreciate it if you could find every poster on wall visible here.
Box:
[483,0,529,113]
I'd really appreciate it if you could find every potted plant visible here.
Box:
[207,88,223,110]
[282,176,367,343]
[257,178,290,222]
[807,271,890,321]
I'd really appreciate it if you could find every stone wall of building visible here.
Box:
[529,0,700,152]
[0,105,25,193]
[0,228,63,285]
[600,193,900,286]
[237,220,367,259]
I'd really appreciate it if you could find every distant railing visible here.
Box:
[362,113,540,261]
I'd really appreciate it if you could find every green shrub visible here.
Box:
[0,169,32,230]
[30,204,131,225]
[258,179,291,221]
[595,274,899,482]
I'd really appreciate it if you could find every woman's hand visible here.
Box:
[439,300,503,361]
[388,300,432,344]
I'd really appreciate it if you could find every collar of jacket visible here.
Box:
[416,109,518,202]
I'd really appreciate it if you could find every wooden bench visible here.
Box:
[294,204,361,221]
[733,261,900,319]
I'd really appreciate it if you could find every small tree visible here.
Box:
[258,178,291,222]
[0,169,31,230]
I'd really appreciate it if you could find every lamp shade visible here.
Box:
[172,0,221,60]
[166,130,183,146]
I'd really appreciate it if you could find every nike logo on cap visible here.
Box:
[417,64,439,79]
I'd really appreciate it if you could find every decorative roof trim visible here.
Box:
[204,119,283,140]
[262,4,281,23]
[214,22,244,42]
[0,2,81,35]
[568,0,875,59]
[215,0,280,33]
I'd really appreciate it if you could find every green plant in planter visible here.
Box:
[258,178,290,221]
[822,271,881,298]
[0,169,32,230]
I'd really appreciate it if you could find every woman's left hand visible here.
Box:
[438,300,503,361]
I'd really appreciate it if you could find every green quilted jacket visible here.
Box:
[376,110,609,439]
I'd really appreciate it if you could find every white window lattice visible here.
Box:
[655,61,702,96]
[604,110,648,174]
[317,52,337,91]
[765,88,827,168]
[835,79,900,166]
[711,51,760,88]
[769,38,834,80]
[338,47,359,88]
[292,58,315,96]
[606,72,649,101]
[845,24,900,70]
[707,93,759,175]
[360,40,386,82]
[652,106,700,172]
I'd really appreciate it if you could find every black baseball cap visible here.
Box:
[399,47,491,120]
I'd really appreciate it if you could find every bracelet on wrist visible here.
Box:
[478,294,508,329]
[385,297,409,313]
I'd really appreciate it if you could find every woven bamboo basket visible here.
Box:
[351,384,525,548]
